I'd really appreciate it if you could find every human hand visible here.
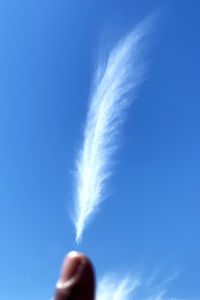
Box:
[54,251,95,300]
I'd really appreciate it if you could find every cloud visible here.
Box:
[96,272,181,300]
[97,274,140,300]
[74,16,151,243]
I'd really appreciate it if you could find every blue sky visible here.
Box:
[0,0,199,299]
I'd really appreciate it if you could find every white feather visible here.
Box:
[74,19,150,243]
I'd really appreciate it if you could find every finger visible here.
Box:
[54,251,95,300]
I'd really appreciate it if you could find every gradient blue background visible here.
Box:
[0,0,199,299]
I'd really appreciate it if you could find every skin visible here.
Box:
[54,252,95,300]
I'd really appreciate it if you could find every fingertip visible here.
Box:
[55,251,95,300]
[58,251,83,285]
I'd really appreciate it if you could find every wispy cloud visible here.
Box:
[97,272,181,300]
[97,275,140,300]
[74,17,152,243]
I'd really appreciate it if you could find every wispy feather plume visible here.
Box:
[74,18,151,243]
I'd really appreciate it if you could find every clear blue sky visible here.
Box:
[0,0,199,299]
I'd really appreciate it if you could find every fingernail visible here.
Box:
[59,251,82,284]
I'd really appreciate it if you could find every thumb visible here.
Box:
[54,251,95,300]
